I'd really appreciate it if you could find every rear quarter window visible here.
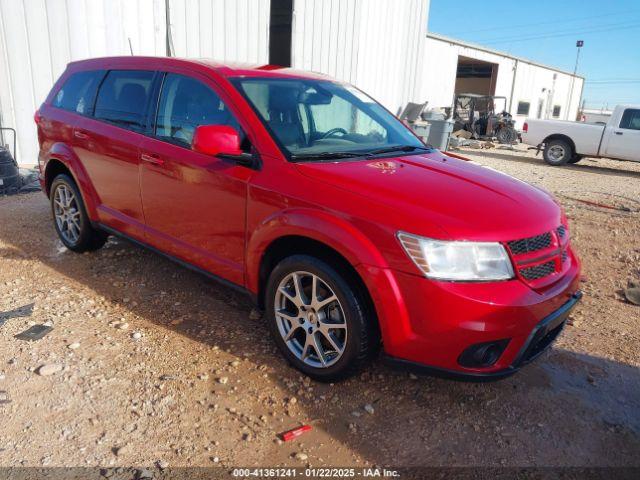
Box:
[94,70,155,133]
[52,70,105,115]
[619,109,640,130]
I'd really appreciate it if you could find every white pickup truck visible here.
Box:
[521,104,640,166]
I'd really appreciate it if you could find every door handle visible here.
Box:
[615,131,623,135]
[140,152,164,165]
[74,130,89,140]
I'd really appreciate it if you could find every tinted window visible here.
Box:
[155,73,241,147]
[517,101,530,116]
[52,70,104,115]
[94,70,155,133]
[619,109,640,131]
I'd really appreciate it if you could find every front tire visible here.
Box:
[543,139,573,166]
[50,174,107,252]
[265,255,378,382]
[496,126,518,144]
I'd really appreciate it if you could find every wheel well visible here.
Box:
[257,235,378,327]
[44,159,71,196]
[543,134,576,155]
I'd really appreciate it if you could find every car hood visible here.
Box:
[294,151,562,241]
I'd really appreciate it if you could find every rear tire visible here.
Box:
[265,255,378,382]
[543,139,573,166]
[50,174,108,252]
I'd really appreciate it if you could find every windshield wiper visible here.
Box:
[366,145,434,156]
[290,151,367,162]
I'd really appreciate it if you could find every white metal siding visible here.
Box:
[422,36,584,129]
[0,0,270,166]
[291,0,430,115]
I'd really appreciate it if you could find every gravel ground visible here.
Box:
[0,147,639,469]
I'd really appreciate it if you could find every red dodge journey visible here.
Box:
[36,57,582,381]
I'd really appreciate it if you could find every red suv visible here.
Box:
[36,57,582,381]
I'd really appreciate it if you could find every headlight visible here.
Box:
[397,232,514,281]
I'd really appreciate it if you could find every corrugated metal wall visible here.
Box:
[0,0,270,166]
[167,0,269,61]
[0,0,429,166]
[421,35,584,128]
[291,0,430,115]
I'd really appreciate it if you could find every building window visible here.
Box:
[517,101,530,116]
[553,105,561,118]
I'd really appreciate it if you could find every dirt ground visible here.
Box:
[0,147,639,471]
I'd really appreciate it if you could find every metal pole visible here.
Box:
[165,0,173,57]
[508,59,518,114]
[567,40,582,120]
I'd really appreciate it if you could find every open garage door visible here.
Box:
[454,56,498,96]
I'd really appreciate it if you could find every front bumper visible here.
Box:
[357,249,581,379]
[382,291,582,381]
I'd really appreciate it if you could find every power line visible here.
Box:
[586,80,640,84]
[445,9,640,36]
[588,77,640,81]
[481,21,640,45]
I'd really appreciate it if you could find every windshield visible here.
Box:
[231,77,426,160]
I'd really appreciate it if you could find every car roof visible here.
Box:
[66,56,333,81]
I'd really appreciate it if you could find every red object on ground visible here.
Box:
[280,425,312,442]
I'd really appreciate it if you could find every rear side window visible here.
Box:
[52,70,104,115]
[94,70,155,133]
[619,109,640,131]
[155,73,242,147]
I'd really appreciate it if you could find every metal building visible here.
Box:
[420,34,584,129]
[0,0,584,167]
[0,0,428,166]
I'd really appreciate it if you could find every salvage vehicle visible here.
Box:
[36,57,582,381]
[522,104,640,166]
[452,94,518,144]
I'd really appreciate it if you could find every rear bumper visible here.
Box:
[382,291,582,381]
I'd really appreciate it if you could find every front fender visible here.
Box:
[245,208,389,294]
[44,143,99,220]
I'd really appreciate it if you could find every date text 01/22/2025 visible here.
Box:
[231,468,400,477]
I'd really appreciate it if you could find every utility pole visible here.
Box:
[165,0,173,57]
[567,40,583,120]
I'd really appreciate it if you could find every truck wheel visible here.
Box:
[265,255,378,382]
[543,139,573,166]
[50,174,108,252]
[568,154,583,164]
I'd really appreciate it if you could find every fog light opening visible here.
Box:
[458,339,510,368]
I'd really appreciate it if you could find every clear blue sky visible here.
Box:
[428,0,640,110]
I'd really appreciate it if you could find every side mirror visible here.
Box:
[192,125,257,167]
[192,125,243,156]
